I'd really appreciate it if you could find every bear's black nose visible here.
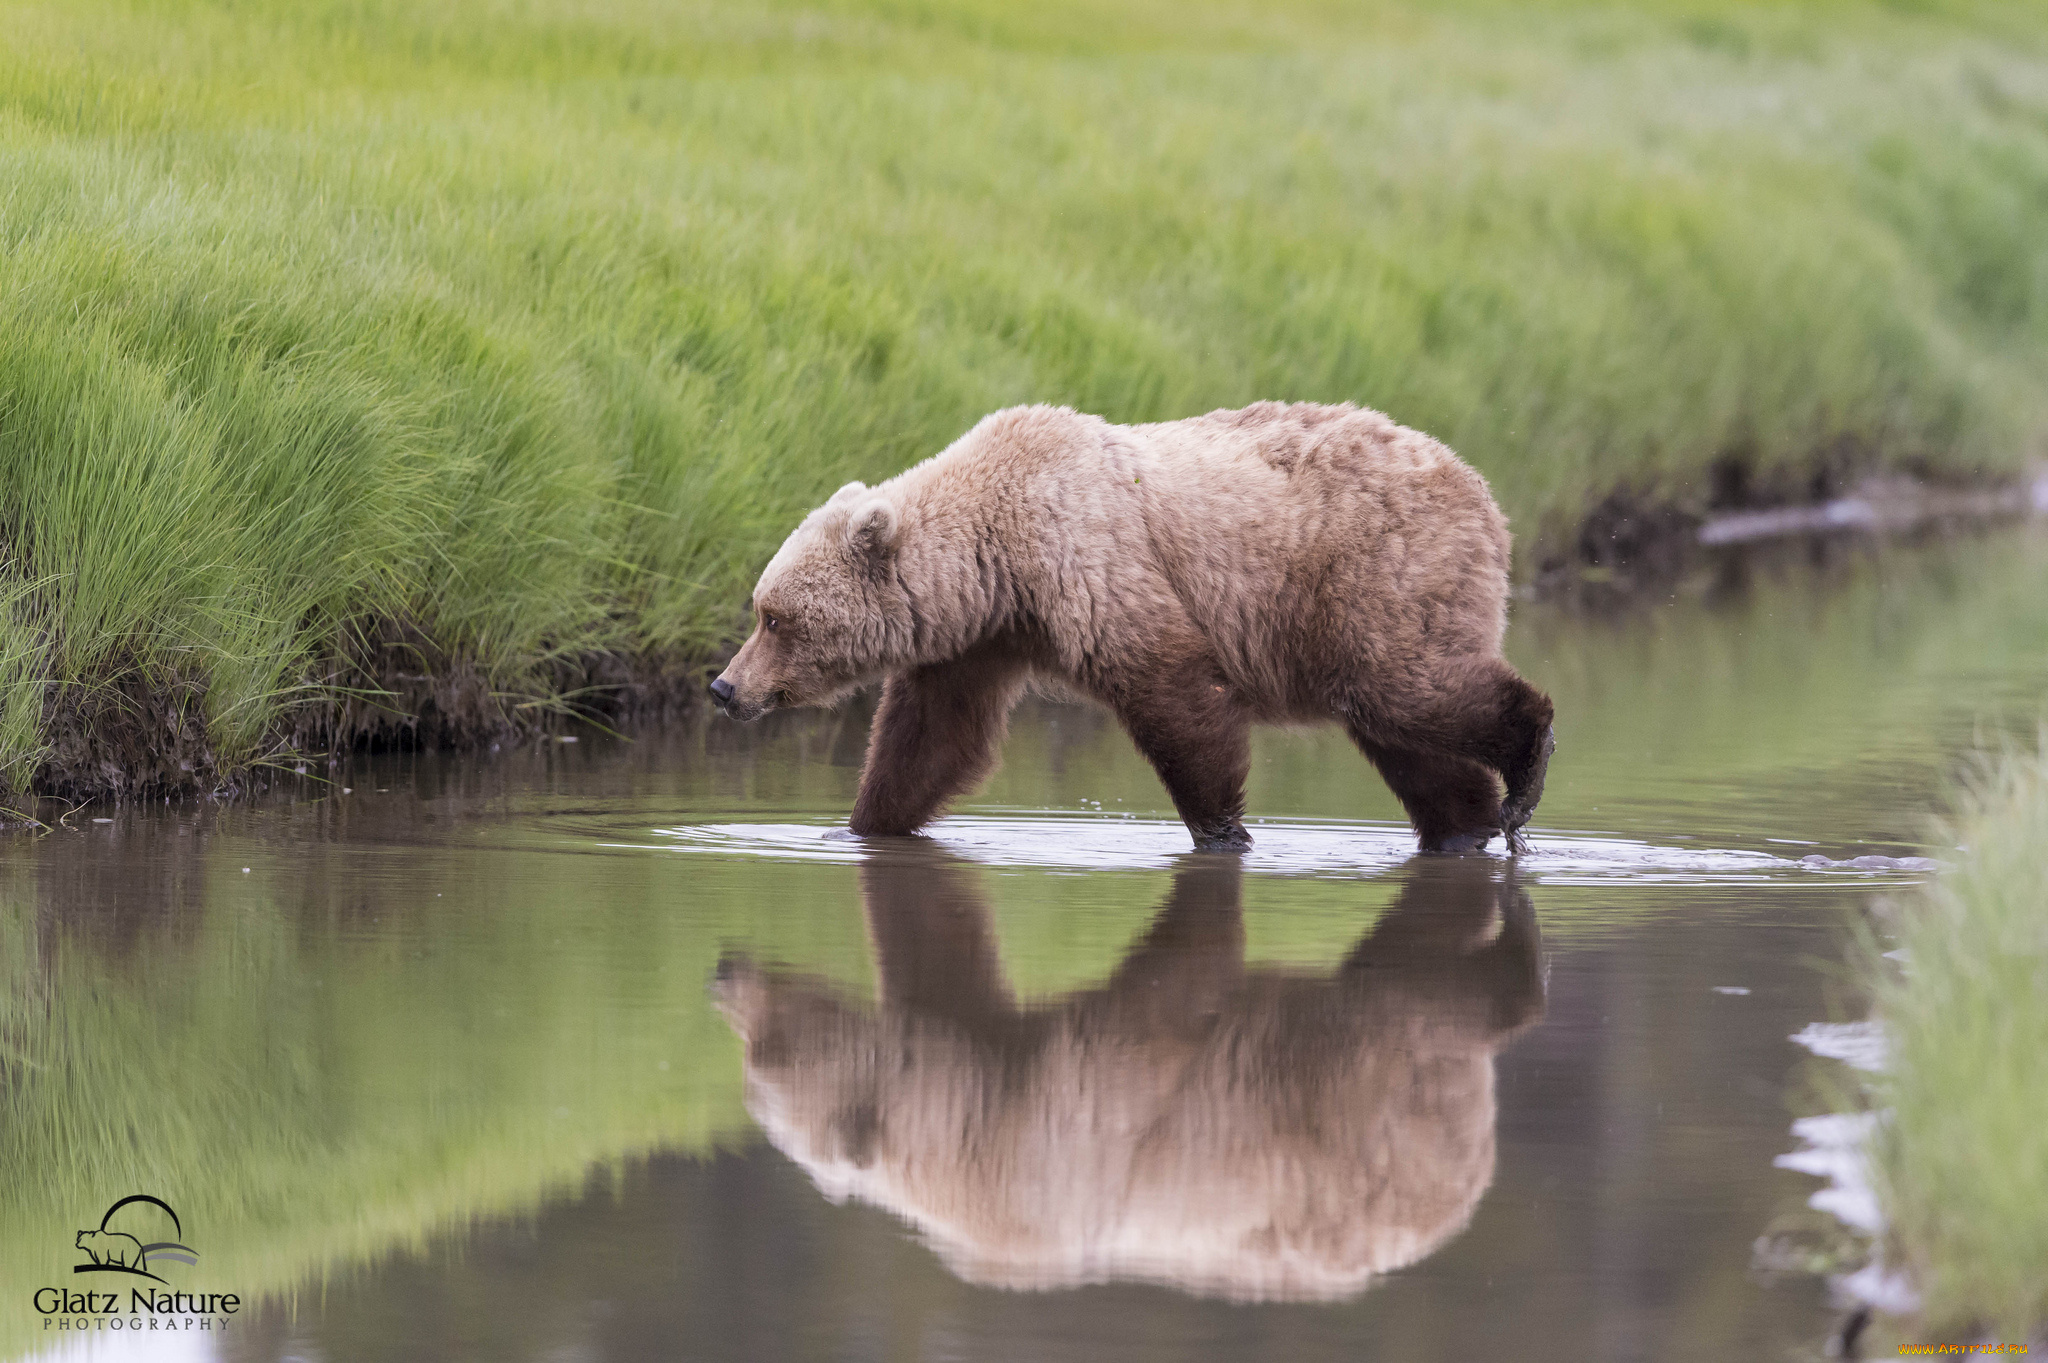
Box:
[708,677,735,705]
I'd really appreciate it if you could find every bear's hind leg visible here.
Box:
[850,647,1027,837]
[1498,720,1556,851]
[1349,659,1555,853]
[1340,860,1544,1038]
[1104,860,1246,1008]
[1352,735,1504,854]
[1106,659,1253,852]
[1476,671,1555,851]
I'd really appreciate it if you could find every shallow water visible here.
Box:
[5,529,2048,1363]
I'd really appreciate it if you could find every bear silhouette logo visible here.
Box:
[72,1195,198,1282]
[75,1229,146,1269]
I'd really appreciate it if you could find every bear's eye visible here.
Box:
[762,613,779,633]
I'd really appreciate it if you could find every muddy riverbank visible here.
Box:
[12,471,2047,813]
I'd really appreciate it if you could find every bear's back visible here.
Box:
[1134,401,1463,483]
[1116,402,1511,705]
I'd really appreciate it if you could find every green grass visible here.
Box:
[4,0,2048,792]
[1865,740,2048,1339]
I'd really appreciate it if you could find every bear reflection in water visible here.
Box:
[713,850,1544,1302]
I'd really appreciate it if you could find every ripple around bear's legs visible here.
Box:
[625,812,1941,887]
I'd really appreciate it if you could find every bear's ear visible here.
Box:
[846,496,899,556]
[826,480,868,506]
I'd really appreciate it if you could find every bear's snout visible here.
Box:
[709,953,767,1030]
[708,671,770,721]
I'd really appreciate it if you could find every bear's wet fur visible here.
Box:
[712,402,1555,853]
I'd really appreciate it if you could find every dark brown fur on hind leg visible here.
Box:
[1350,660,1556,854]
[1104,650,1253,852]
[1354,736,1503,853]
[1500,724,1556,852]
[1341,860,1544,1037]
[1480,673,1556,852]
[849,646,1027,837]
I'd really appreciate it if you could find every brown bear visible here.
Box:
[710,402,1555,853]
[713,848,1545,1300]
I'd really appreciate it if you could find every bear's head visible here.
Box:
[711,481,907,721]
[711,953,888,1189]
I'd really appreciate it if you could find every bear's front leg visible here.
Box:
[859,852,1017,1033]
[1104,656,1253,853]
[849,646,1028,837]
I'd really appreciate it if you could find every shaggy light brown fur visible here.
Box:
[712,402,1555,852]
[713,850,1545,1301]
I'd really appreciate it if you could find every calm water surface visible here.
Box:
[5,530,2047,1363]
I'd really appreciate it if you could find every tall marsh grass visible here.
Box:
[3,0,2048,791]
[1868,741,2048,1338]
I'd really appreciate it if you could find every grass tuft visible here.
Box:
[1868,737,2048,1338]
